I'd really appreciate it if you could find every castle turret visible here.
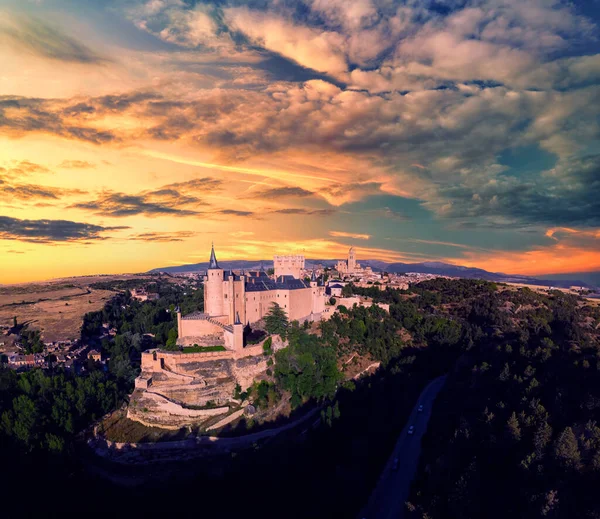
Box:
[204,243,224,317]
[209,243,219,269]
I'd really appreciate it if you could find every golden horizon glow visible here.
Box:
[1,2,599,284]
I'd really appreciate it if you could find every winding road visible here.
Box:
[359,375,447,519]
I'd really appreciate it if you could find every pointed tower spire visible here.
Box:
[311,266,317,282]
[209,242,220,269]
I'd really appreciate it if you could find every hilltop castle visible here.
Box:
[133,244,384,429]
[176,245,327,351]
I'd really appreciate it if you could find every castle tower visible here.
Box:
[273,254,305,279]
[348,247,356,273]
[204,243,224,317]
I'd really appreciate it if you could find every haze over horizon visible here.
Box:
[1,0,599,283]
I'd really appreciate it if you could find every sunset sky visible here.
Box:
[1,0,599,283]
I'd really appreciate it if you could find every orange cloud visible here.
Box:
[545,227,600,240]
[224,8,348,76]
[188,238,425,264]
[458,243,600,275]
[329,231,371,240]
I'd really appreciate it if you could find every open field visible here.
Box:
[0,274,154,343]
[501,281,598,301]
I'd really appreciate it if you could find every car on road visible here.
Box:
[408,425,415,435]
[392,458,399,470]
[418,404,424,412]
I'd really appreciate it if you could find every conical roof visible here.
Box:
[208,243,220,269]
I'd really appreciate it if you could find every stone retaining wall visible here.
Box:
[206,409,245,431]
[142,346,267,374]
[93,407,320,454]
[127,391,229,429]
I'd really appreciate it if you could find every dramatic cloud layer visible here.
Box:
[0,216,127,243]
[0,0,599,281]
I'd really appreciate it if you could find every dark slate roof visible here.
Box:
[247,270,269,278]
[208,244,219,269]
[245,275,309,292]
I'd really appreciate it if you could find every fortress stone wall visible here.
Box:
[132,345,271,429]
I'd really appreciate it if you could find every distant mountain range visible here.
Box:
[150,260,600,290]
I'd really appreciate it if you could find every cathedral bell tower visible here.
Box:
[348,247,356,273]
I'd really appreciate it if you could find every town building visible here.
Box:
[88,350,101,362]
[131,288,159,301]
[327,282,346,298]
[176,245,327,351]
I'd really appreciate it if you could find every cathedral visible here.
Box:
[336,246,359,274]
[177,245,327,351]
[336,246,372,277]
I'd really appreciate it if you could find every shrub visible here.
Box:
[263,337,273,355]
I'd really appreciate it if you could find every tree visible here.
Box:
[322,401,341,427]
[534,421,553,457]
[262,337,273,355]
[11,395,38,448]
[264,303,288,338]
[341,284,353,297]
[499,363,510,382]
[349,319,367,343]
[540,490,559,517]
[506,412,521,441]
[165,328,178,350]
[274,329,340,407]
[591,449,600,472]
[554,427,581,470]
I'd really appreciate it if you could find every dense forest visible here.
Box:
[1,277,599,518]
[406,284,600,518]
